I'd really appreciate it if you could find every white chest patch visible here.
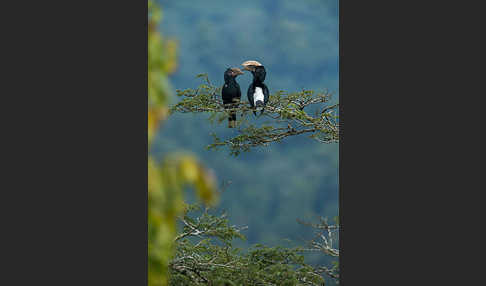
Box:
[254,87,264,105]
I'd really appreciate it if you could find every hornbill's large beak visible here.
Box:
[230,67,244,76]
[241,60,263,72]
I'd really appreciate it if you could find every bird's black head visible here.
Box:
[252,66,266,82]
[242,60,266,82]
[224,67,244,83]
[224,67,244,78]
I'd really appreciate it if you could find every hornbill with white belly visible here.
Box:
[242,60,269,116]
[222,67,244,128]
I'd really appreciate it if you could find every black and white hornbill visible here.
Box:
[242,60,269,116]
[222,67,244,128]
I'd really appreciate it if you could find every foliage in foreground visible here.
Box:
[148,2,218,285]
[170,205,339,285]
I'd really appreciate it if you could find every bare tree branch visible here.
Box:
[298,217,340,283]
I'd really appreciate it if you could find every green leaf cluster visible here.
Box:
[170,205,331,286]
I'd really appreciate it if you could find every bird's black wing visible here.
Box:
[247,83,255,108]
[247,83,258,116]
[232,82,241,120]
[222,82,241,128]
[263,84,269,105]
[221,84,232,105]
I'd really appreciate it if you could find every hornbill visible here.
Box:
[242,60,269,116]
[222,67,244,128]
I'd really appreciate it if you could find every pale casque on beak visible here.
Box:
[241,60,263,72]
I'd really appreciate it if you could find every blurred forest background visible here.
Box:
[151,0,339,269]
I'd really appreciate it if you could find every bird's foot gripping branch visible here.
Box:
[170,74,339,156]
